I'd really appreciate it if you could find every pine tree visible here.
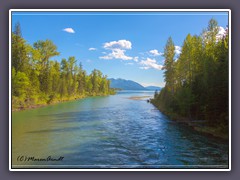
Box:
[163,37,176,94]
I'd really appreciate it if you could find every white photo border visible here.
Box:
[9,9,231,171]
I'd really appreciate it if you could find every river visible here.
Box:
[12,90,229,169]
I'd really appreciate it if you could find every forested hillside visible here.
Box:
[11,23,115,111]
[108,78,147,90]
[151,19,229,137]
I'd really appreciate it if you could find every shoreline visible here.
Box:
[177,120,228,141]
[150,100,228,141]
[12,97,86,112]
[12,93,115,112]
[127,96,152,100]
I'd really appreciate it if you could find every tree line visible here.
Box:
[12,23,115,110]
[151,19,229,134]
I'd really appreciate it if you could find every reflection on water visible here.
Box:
[12,91,229,168]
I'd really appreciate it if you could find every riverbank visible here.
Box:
[12,92,116,112]
[150,100,228,140]
[127,96,152,100]
[12,97,84,112]
[178,119,228,141]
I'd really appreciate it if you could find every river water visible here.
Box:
[12,91,229,169]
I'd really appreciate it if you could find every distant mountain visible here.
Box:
[109,78,146,90]
[145,86,162,91]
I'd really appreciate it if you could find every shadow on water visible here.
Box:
[23,109,228,168]
[12,91,229,168]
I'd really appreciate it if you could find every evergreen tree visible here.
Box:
[11,22,115,110]
[163,37,176,94]
[152,19,229,134]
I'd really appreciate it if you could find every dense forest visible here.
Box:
[12,23,115,111]
[151,19,229,137]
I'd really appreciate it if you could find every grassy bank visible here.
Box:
[12,96,84,112]
[12,92,116,112]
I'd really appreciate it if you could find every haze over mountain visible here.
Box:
[109,78,162,90]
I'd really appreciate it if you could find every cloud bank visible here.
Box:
[103,39,132,50]
[100,39,135,61]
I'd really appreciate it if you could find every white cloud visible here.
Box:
[133,56,139,62]
[100,39,134,61]
[139,67,150,70]
[149,49,163,56]
[139,58,163,70]
[100,55,112,60]
[63,28,75,33]
[202,26,228,42]
[175,46,182,55]
[216,26,227,40]
[89,47,97,51]
[103,39,132,50]
[100,49,133,60]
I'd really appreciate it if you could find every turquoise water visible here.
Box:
[12,91,229,169]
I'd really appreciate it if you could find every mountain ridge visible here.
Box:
[109,78,162,90]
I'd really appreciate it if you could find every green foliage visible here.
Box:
[152,19,229,133]
[12,33,30,73]
[163,37,175,93]
[12,68,30,98]
[11,23,115,110]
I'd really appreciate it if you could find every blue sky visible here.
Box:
[11,11,229,87]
